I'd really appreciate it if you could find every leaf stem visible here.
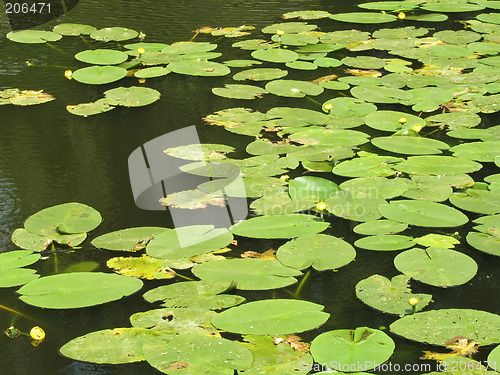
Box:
[294,269,311,297]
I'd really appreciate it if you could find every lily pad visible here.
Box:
[251,49,299,63]
[450,190,500,214]
[0,250,40,270]
[233,68,288,81]
[364,111,423,132]
[371,136,449,155]
[282,10,332,19]
[390,309,500,346]
[167,61,230,76]
[146,225,232,259]
[378,200,469,227]
[467,232,500,256]
[143,334,253,374]
[107,255,176,280]
[75,49,129,65]
[450,141,500,162]
[72,66,127,85]
[277,234,356,271]
[192,258,301,290]
[60,327,157,364]
[0,268,40,288]
[159,189,226,209]
[265,79,323,97]
[289,128,369,148]
[261,22,317,34]
[11,228,86,252]
[421,3,485,12]
[356,274,432,315]
[330,12,397,23]
[164,144,234,161]
[53,23,97,36]
[66,100,115,116]
[354,235,415,251]
[323,97,377,117]
[394,247,478,287]
[340,176,409,200]
[212,299,329,334]
[7,30,62,43]
[17,272,143,309]
[212,84,268,99]
[230,214,329,239]
[394,156,483,175]
[310,327,395,371]
[90,27,138,41]
[134,67,171,78]
[414,234,460,249]
[332,156,403,177]
[103,87,161,107]
[353,220,408,235]
[288,176,340,201]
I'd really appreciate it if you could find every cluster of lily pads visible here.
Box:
[2,0,500,373]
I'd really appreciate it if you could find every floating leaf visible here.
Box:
[0,250,40,270]
[0,268,39,288]
[251,49,299,63]
[394,156,482,175]
[7,30,62,43]
[103,87,161,107]
[340,176,409,200]
[323,97,377,117]
[75,49,129,65]
[450,190,500,215]
[11,228,86,251]
[60,328,156,364]
[354,220,408,235]
[467,232,500,256]
[355,235,415,251]
[143,281,245,310]
[330,12,397,23]
[72,66,127,85]
[212,299,329,334]
[134,67,171,78]
[402,175,453,202]
[164,144,234,161]
[18,272,143,309]
[89,227,168,252]
[265,79,323,97]
[421,3,484,12]
[159,189,226,209]
[310,327,395,371]
[261,22,317,34]
[53,23,96,36]
[378,200,469,227]
[282,10,332,19]
[390,309,500,346]
[233,68,288,81]
[332,156,403,177]
[146,225,232,259]
[66,100,115,116]
[414,234,460,249]
[192,259,301,290]
[371,136,449,155]
[289,128,369,147]
[90,27,138,41]
[167,61,230,76]
[143,334,253,374]
[277,234,356,271]
[450,141,500,162]
[356,274,432,315]
[394,247,478,287]
[288,176,340,201]
[5,89,55,106]
[107,255,176,280]
[212,84,268,99]
[230,214,329,239]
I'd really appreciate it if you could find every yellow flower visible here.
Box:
[324,103,333,111]
[30,326,45,341]
[138,78,146,84]
[411,123,423,133]
[316,202,327,211]
[276,30,285,36]
[280,174,290,181]
[408,297,418,306]
[398,117,407,124]
[64,70,73,80]
[137,47,146,55]
[398,12,406,20]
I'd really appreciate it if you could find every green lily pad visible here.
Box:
[134,67,171,78]
[487,345,500,371]
[24,202,101,236]
[467,232,500,256]
[167,60,230,76]
[371,136,449,155]
[7,30,62,43]
[394,247,477,287]
[124,42,169,52]
[288,176,340,201]
[230,214,328,239]
[192,258,301,290]
[143,334,252,374]
[333,156,403,177]
[356,275,432,315]
[355,235,415,251]
[251,49,299,63]
[379,200,469,227]
[265,79,323,97]
[224,59,263,67]
[406,13,449,22]
[0,268,40,288]
[282,10,332,19]
[390,309,500,346]
[394,156,483,175]
[212,84,268,99]
[103,87,161,107]
[285,60,318,70]
[323,97,377,117]
[90,27,138,41]
[66,100,116,116]
[107,255,176,280]
[11,228,86,252]
[330,12,397,23]
[450,190,500,214]
[75,49,129,65]
[241,335,313,374]
[340,176,409,200]
[415,234,460,249]
[351,86,412,104]
[146,225,232,259]
[4,89,55,106]
[261,22,317,34]
[402,175,453,202]
[72,66,127,85]
[161,42,217,54]
[212,299,329,334]
[53,23,97,36]
[310,327,395,371]
[159,189,226,209]
[164,144,234,161]
[421,3,485,12]
[343,56,386,69]
[233,68,288,81]
[272,33,318,46]
[325,189,387,222]
[277,234,356,271]
[289,128,369,147]
[450,141,500,162]
[143,281,245,310]
[0,250,40,270]
[18,272,143,309]
[353,220,408,235]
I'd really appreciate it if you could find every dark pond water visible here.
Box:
[0,1,499,374]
